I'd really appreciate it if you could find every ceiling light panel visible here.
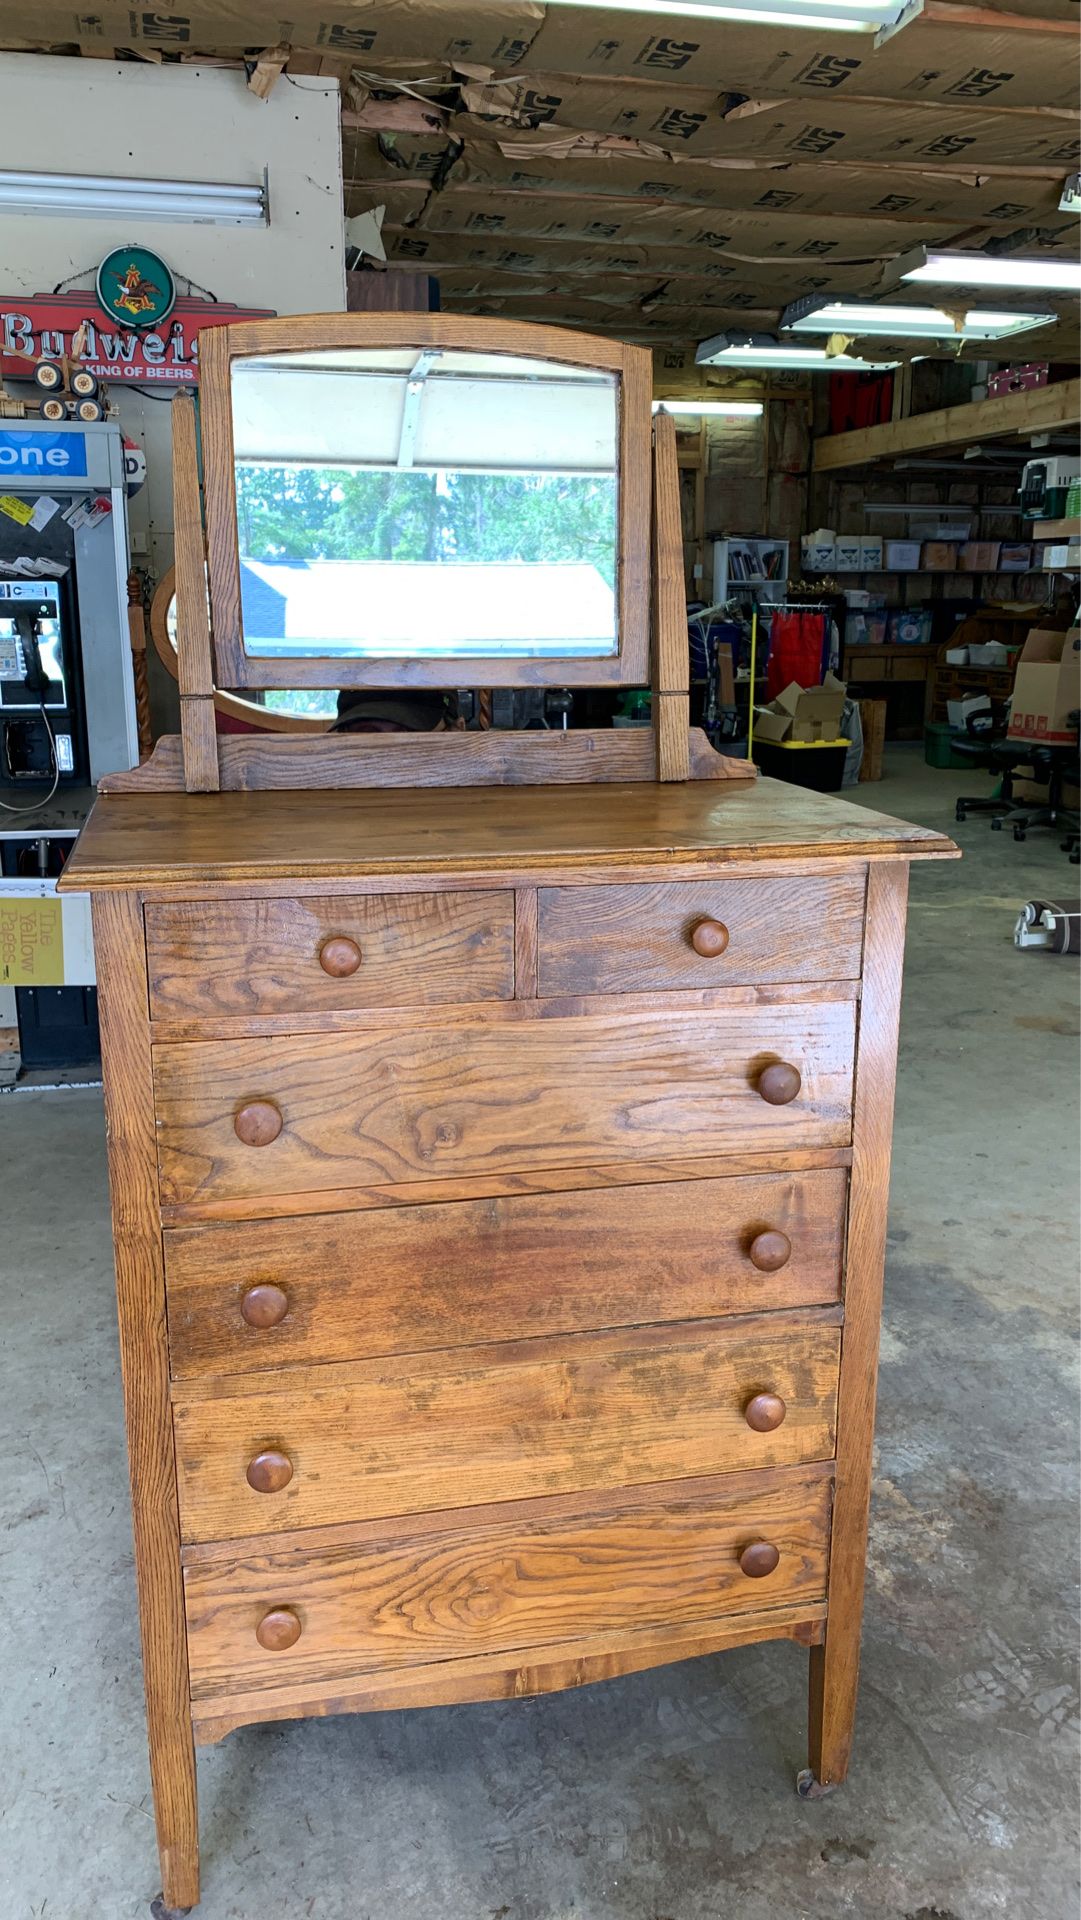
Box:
[544,0,912,29]
[781,299,1057,341]
[696,333,900,371]
[653,400,764,416]
[0,169,268,226]
[890,248,1081,294]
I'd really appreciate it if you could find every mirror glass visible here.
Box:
[230,348,619,660]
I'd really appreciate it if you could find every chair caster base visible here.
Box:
[796,1768,838,1800]
[151,1898,193,1919]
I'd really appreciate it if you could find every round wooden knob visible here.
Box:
[690,918,730,958]
[749,1229,792,1273]
[745,1392,787,1432]
[757,1062,802,1106]
[240,1283,288,1330]
[234,1100,282,1147]
[255,1607,302,1652]
[246,1449,293,1494]
[319,935,362,978]
[739,1541,780,1579]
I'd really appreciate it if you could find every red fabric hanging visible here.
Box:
[766,609,824,700]
[828,371,894,434]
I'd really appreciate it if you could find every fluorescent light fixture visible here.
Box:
[889,246,1081,294]
[697,332,899,372]
[0,169,268,226]
[653,400,764,416]
[781,297,1056,342]
[543,0,914,27]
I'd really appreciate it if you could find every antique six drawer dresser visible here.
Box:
[59,315,957,1912]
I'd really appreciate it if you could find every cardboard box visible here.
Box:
[755,673,847,744]
[885,540,922,571]
[921,541,960,571]
[802,529,835,571]
[1007,623,1081,744]
[999,543,1033,572]
[947,693,992,730]
[959,540,1002,572]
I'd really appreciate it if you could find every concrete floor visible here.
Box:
[2,748,1078,1920]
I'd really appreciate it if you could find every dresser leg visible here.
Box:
[147,1724,200,1912]
[802,1638,850,1794]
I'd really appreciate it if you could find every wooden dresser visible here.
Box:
[57,314,957,1912]
[62,782,955,1911]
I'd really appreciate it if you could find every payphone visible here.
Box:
[0,577,88,799]
[0,421,136,1074]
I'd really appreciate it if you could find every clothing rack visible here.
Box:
[747,601,837,755]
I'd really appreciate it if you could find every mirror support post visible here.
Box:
[171,390,220,793]
[651,410,690,783]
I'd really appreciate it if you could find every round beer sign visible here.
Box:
[96,246,176,331]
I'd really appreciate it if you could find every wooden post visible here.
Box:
[651,410,690,782]
[171,390,219,793]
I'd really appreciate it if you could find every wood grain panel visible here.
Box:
[145,890,514,1018]
[101,727,747,793]
[60,783,958,892]
[171,1315,840,1542]
[159,1144,852,1227]
[91,893,199,1911]
[163,1168,847,1377]
[192,1601,826,1744]
[184,1468,832,1701]
[152,1001,857,1204]
[538,875,865,994]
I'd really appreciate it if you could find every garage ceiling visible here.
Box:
[13,2,1081,369]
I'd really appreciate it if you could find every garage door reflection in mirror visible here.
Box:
[229,348,620,661]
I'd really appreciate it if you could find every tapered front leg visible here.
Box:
[93,893,200,1909]
[801,861,909,1796]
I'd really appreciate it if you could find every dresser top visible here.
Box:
[59,778,957,890]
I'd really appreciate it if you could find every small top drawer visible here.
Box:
[537,875,864,996]
[145,890,515,1019]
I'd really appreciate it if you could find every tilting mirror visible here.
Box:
[229,348,620,662]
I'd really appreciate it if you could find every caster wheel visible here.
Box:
[991,818,1002,831]
[1013,829,1026,842]
[40,397,66,421]
[70,369,98,398]
[34,359,63,391]
[76,397,104,422]
[796,1768,837,1800]
[955,806,967,823]
[150,1898,193,1919]
[1072,852,1080,866]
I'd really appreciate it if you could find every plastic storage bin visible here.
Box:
[924,722,973,770]
[753,737,851,791]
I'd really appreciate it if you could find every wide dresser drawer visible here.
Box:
[163,1168,847,1376]
[537,875,865,995]
[183,1467,832,1703]
[145,890,515,1019]
[171,1315,840,1543]
[153,1000,856,1206]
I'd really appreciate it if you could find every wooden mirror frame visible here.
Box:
[102,314,754,796]
[148,567,328,733]
[200,313,652,693]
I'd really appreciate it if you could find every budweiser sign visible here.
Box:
[0,291,275,386]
